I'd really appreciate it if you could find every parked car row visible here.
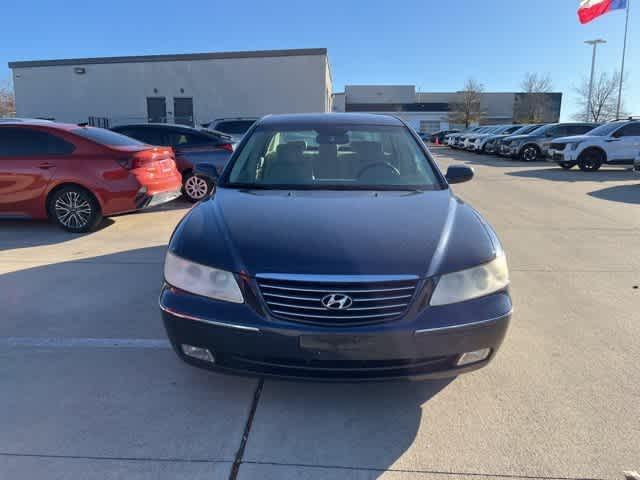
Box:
[443,119,640,171]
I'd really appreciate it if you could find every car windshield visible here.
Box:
[526,124,551,135]
[586,122,624,136]
[223,124,442,190]
[514,124,541,135]
[214,120,255,135]
[72,127,146,146]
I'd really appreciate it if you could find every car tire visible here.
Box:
[559,162,575,170]
[578,149,604,172]
[183,172,214,203]
[520,145,540,162]
[48,186,103,233]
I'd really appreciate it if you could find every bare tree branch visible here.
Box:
[573,71,627,122]
[449,78,484,128]
[0,78,15,117]
[516,72,553,123]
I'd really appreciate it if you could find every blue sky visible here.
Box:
[1,0,637,120]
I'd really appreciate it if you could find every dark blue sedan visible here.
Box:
[160,113,512,381]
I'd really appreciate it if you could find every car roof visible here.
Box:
[257,113,405,127]
[213,117,258,122]
[0,119,79,130]
[112,123,201,130]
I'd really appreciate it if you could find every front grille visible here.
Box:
[550,142,566,151]
[256,276,419,326]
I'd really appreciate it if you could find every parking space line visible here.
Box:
[0,337,171,349]
[0,452,226,464]
[239,461,607,480]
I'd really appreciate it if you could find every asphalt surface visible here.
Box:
[1,149,638,479]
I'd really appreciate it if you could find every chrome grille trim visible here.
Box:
[258,284,415,294]
[256,275,419,326]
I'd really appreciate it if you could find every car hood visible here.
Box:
[169,188,498,278]
[550,135,593,143]
[505,133,542,143]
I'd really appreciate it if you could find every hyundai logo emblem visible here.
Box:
[321,293,353,310]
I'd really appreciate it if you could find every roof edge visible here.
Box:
[9,48,328,69]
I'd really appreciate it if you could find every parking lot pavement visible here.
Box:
[1,154,639,479]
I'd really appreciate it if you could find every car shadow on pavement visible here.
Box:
[0,218,116,251]
[507,167,635,183]
[244,376,454,473]
[588,184,640,204]
[1,246,457,476]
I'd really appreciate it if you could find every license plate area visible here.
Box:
[299,334,379,352]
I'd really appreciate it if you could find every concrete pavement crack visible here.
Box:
[229,378,264,480]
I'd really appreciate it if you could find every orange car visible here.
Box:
[0,120,182,232]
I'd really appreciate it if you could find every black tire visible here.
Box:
[48,186,102,233]
[183,172,214,203]
[520,145,540,162]
[559,162,575,170]
[578,149,604,172]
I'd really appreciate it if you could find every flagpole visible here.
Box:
[615,0,631,120]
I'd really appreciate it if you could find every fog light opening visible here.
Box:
[456,348,491,367]
[181,344,215,363]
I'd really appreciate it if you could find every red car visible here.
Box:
[0,120,182,232]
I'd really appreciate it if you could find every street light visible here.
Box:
[584,39,607,121]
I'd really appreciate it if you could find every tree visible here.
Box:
[0,78,15,117]
[449,78,484,128]
[517,73,553,123]
[573,71,627,122]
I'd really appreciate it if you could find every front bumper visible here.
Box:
[548,149,577,164]
[135,188,182,209]
[160,285,512,381]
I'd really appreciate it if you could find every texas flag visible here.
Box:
[578,0,628,24]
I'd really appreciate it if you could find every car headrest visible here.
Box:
[351,141,384,160]
[276,142,305,162]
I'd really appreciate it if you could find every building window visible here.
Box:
[419,121,441,133]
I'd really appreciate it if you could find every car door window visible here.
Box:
[166,131,212,147]
[0,128,75,156]
[117,127,166,146]
[613,123,640,138]
[569,125,593,135]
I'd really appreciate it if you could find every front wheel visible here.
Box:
[183,172,214,203]
[578,150,604,172]
[520,145,540,162]
[48,186,102,233]
[559,162,575,170]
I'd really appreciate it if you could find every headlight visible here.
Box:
[430,255,509,306]
[164,251,244,303]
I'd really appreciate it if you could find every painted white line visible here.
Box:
[0,337,171,349]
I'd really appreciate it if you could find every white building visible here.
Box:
[9,48,332,126]
[333,85,562,133]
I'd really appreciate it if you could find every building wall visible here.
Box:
[334,86,562,132]
[345,85,416,104]
[11,52,330,125]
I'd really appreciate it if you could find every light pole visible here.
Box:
[584,39,606,121]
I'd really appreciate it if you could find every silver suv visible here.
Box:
[501,123,598,161]
[548,120,640,171]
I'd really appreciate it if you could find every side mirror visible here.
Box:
[445,165,474,184]
[193,163,219,184]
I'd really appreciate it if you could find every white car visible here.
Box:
[462,126,498,150]
[548,120,640,171]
